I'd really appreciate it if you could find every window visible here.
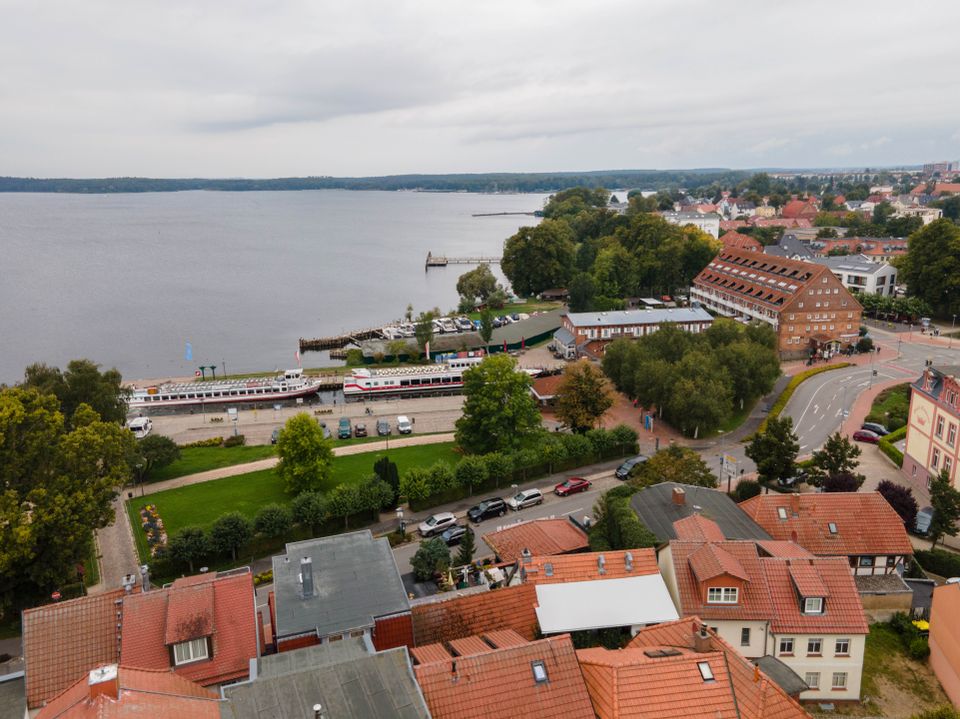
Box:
[835,638,850,656]
[807,638,823,655]
[805,672,821,690]
[789,313,795,320]
[933,448,941,469]
[858,556,874,567]
[741,628,751,646]
[799,302,804,308]
[697,662,715,681]
[832,672,848,690]
[777,507,788,520]
[173,638,208,665]
[804,597,824,614]
[949,424,957,447]
[531,660,548,683]
[946,457,954,476]
[936,416,944,438]
[828,522,838,534]
[779,638,794,656]
[707,587,739,604]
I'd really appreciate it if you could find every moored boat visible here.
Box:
[128,369,324,408]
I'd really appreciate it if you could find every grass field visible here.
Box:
[129,442,461,538]
[866,382,911,432]
[466,299,562,321]
[150,445,278,482]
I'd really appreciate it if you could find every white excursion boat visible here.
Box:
[128,369,323,408]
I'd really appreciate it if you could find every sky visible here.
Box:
[2,0,959,177]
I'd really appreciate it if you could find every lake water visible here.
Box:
[0,190,546,384]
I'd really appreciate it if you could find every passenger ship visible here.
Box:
[343,352,487,399]
[129,369,324,409]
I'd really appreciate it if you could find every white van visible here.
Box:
[397,415,413,434]
[127,417,153,439]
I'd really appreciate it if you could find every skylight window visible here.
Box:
[828,522,838,534]
[531,660,548,683]
[697,662,715,681]
[777,507,788,520]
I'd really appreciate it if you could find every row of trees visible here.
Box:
[813,203,924,238]
[602,320,781,437]
[857,293,933,322]
[746,418,865,489]
[500,188,720,306]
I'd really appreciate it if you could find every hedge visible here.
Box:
[878,425,908,468]
[915,550,960,578]
[755,363,852,436]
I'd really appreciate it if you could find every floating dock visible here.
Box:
[425,251,501,269]
[299,327,383,352]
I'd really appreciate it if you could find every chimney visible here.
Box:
[790,493,800,514]
[120,574,136,594]
[521,548,532,565]
[693,626,712,653]
[672,487,686,506]
[88,664,119,702]
[597,554,606,575]
[139,564,151,592]
[300,556,314,598]
[624,551,634,572]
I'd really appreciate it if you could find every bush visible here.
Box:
[253,569,273,586]
[908,636,931,660]
[877,480,918,529]
[822,472,863,492]
[856,337,874,353]
[756,363,851,436]
[559,432,594,463]
[878,424,908,467]
[180,437,224,448]
[910,706,960,719]
[609,423,639,450]
[586,427,616,456]
[399,467,432,503]
[223,433,246,447]
[915,549,960,578]
[599,486,657,550]
[254,504,293,537]
[345,349,364,365]
[428,461,456,495]
[210,512,253,560]
[411,538,451,582]
[291,491,327,534]
[733,479,762,501]
[482,452,512,486]
[455,455,488,495]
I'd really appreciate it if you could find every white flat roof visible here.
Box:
[534,575,679,634]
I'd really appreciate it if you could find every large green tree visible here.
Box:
[807,432,863,486]
[0,387,134,611]
[501,219,576,296]
[456,264,499,308]
[897,219,960,316]
[210,512,253,561]
[746,416,799,484]
[629,445,718,488]
[929,470,960,549]
[455,355,542,454]
[276,413,334,494]
[22,359,131,426]
[554,360,614,433]
[134,434,180,480]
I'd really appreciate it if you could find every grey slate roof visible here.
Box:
[765,235,814,260]
[565,307,713,328]
[752,656,808,697]
[221,646,430,719]
[0,673,25,719]
[259,638,372,678]
[630,482,771,542]
[553,326,576,347]
[272,531,409,640]
[815,254,890,275]
[913,366,960,402]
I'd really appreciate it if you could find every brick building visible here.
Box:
[554,307,713,358]
[903,365,960,487]
[690,248,863,359]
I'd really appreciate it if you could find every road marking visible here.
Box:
[799,444,808,451]
[562,507,583,517]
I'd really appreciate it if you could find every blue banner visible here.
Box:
[185,341,193,361]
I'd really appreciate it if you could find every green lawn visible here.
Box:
[150,445,278,482]
[703,396,761,438]
[466,299,562,320]
[129,442,460,539]
[83,537,101,588]
[866,382,911,432]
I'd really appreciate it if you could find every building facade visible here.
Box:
[554,307,713,357]
[929,582,960,708]
[661,211,721,238]
[903,366,960,487]
[690,248,863,358]
[814,255,898,296]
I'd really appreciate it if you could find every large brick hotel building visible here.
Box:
[690,248,862,358]
[903,365,960,487]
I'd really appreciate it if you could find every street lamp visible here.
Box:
[395,507,405,536]
[950,314,957,350]
[135,462,145,497]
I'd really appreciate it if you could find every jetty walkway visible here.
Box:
[424,251,500,269]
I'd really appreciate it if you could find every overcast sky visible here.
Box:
[2,0,959,177]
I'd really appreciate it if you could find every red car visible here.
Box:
[554,477,591,496]
[852,429,880,444]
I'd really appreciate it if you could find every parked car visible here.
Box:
[354,422,367,438]
[318,421,332,440]
[270,427,280,444]
[337,417,352,439]
[615,455,650,481]
[554,477,591,496]
[376,418,391,436]
[861,422,889,436]
[440,525,467,546]
[852,429,880,444]
[397,415,413,434]
[915,506,935,536]
[467,497,507,523]
[507,488,543,511]
[778,468,807,488]
[418,512,458,537]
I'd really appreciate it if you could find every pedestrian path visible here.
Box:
[139,432,455,495]
[88,494,140,594]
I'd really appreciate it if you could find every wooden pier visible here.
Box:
[299,327,383,353]
[425,251,501,269]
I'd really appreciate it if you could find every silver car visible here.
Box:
[418,512,458,537]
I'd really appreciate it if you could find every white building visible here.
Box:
[815,254,898,296]
[661,211,721,238]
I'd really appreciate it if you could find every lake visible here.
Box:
[0,190,546,384]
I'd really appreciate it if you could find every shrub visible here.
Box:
[734,479,762,501]
[915,549,960,578]
[254,504,293,537]
[399,467,431,503]
[585,427,616,456]
[345,349,364,365]
[609,424,639,450]
[180,437,224,448]
[908,636,931,660]
[411,538,451,582]
[822,472,862,492]
[877,480,918,529]
[559,432,594,463]
[210,512,253,560]
[756,363,851,435]
[879,437,905,467]
[910,706,960,719]
[455,455,488,495]
[223,434,246,447]
[291,491,327,534]
[482,452,512,486]
[427,461,456,495]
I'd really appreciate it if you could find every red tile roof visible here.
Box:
[121,571,257,686]
[22,589,126,709]
[410,629,531,667]
[720,220,749,231]
[595,618,811,719]
[414,634,595,719]
[483,629,529,648]
[781,199,818,219]
[688,543,751,582]
[720,231,762,253]
[531,374,564,400]
[36,666,219,719]
[674,514,726,542]
[738,492,914,557]
[449,635,494,657]
[483,518,588,563]
[411,583,539,646]
[932,183,960,196]
[523,549,658,584]
[669,541,867,634]
[756,540,815,559]
[410,643,457,665]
